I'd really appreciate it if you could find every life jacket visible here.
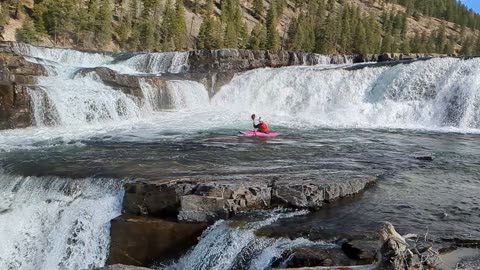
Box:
[257,122,269,133]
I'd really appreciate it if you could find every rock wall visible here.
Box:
[0,43,46,129]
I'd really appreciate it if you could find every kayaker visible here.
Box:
[251,114,269,133]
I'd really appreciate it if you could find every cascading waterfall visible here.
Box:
[163,210,335,270]
[166,80,211,110]
[119,52,190,74]
[0,173,123,270]
[12,43,200,128]
[12,43,115,69]
[28,77,145,127]
[12,43,190,75]
[213,57,480,131]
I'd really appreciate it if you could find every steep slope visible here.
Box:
[0,0,479,54]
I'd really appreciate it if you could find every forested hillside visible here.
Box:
[1,0,480,55]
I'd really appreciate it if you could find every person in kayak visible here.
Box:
[252,114,269,133]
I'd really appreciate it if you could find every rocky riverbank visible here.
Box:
[107,175,377,267]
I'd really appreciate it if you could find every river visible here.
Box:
[0,44,479,269]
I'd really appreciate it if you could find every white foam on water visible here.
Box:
[30,76,144,127]
[108,52,190,74]
[12,43,114,68]
[0,174,123,270]
[164,210,318,270]
[166,80,210,110]
[212,58,480,131]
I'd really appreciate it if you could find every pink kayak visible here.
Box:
[239,131,280,137]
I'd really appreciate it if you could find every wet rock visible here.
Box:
[341,240,378,263]
[122,176,377,223]
[95,264,151,270]
[0,52,46,129]
[414,155,434,161]
[188,49,351,74]
[178,183,271,222]
[108,215,207,267]
[273,246,358,268]
[271,176,376,209]
[123,180,272,223]
[76,67,168,99]
[122,180,185,217]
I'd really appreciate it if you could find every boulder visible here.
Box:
[108,215,207,267]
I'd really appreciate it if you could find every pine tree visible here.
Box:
[224,21,237,48]
[460,36,473,55]
[253,0,264,19]
[381,34,393,53]
[160,0,175,51]
[339,5,352,53]
[401,38,411,53]
[96,0,113,45]
[139,19,155,51]
[316,9,338,54]
[248,22,267,50]
[444,39,455,55]
[355,20,368,55]
[16,18,39,43]
[265,0,280,51]
[172,0,188,50]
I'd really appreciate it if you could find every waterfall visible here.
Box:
[0,173,123,270]
[163,210,335,270]
[212,57,480,131]
[166,81,210,110]
[110,52,190,74]
[12,43,189,75]
[29,77,144,127]
[12,43,115,69]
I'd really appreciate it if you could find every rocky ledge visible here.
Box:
[122,175,377,223]
[107,175,377,267]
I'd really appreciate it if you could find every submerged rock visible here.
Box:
[273,246,358,268]
[414,155,434,161]
[95,264,151,270]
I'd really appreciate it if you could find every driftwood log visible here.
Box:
[377,222,439,270]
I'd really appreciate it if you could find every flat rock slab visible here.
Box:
[108,215,207,267]
[122,175,377,223]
